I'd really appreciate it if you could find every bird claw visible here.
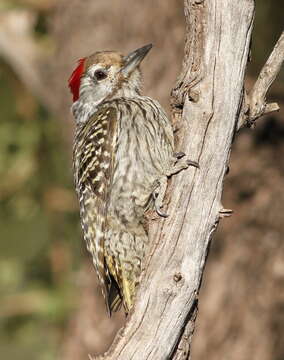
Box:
[153,190,168,218]
[186,160,199,168]
[155,205,169,218]
[174,151,186,159]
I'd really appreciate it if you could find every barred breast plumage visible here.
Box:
[73,96,175,313]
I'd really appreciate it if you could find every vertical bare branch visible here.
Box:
[91,0,258,358]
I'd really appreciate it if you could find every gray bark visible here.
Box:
[94,0,251,358]
[92,0,284,358]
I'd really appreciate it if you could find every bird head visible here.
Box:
[68,44,152,105]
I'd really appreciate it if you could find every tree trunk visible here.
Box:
[93,0,256,358]
[92,0,284,358]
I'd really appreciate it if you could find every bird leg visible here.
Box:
[169,153,199,175]
[153,176,169,218]
[153,154,199,218]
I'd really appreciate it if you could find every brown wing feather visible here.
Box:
[73,106,121,314]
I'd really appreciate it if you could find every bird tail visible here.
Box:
[106,272,123,314]
[105,227,148,314]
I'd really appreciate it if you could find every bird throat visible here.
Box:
[72,82,140,125]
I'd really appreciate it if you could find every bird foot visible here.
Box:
[168,154,199,175]
[186,159,199,168]
[153,189,169,218]
[173,151,186,159]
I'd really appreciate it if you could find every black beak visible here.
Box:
[121,44,153,76]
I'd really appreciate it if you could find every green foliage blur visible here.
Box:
[0,1,283,359]
[0,54,82,360]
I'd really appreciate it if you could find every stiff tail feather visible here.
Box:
[105,228,148,314]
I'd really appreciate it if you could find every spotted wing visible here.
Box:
[73,106,121,314]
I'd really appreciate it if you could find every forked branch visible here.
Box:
[240,30,284,129]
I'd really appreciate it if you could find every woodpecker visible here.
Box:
[69,44,198,315]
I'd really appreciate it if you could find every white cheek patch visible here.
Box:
[81,64,114,101]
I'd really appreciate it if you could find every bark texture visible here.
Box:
[93,0,256,358]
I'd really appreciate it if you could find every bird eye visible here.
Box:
[94,70,107,81]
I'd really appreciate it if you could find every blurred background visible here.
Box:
[0,1,283,359]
